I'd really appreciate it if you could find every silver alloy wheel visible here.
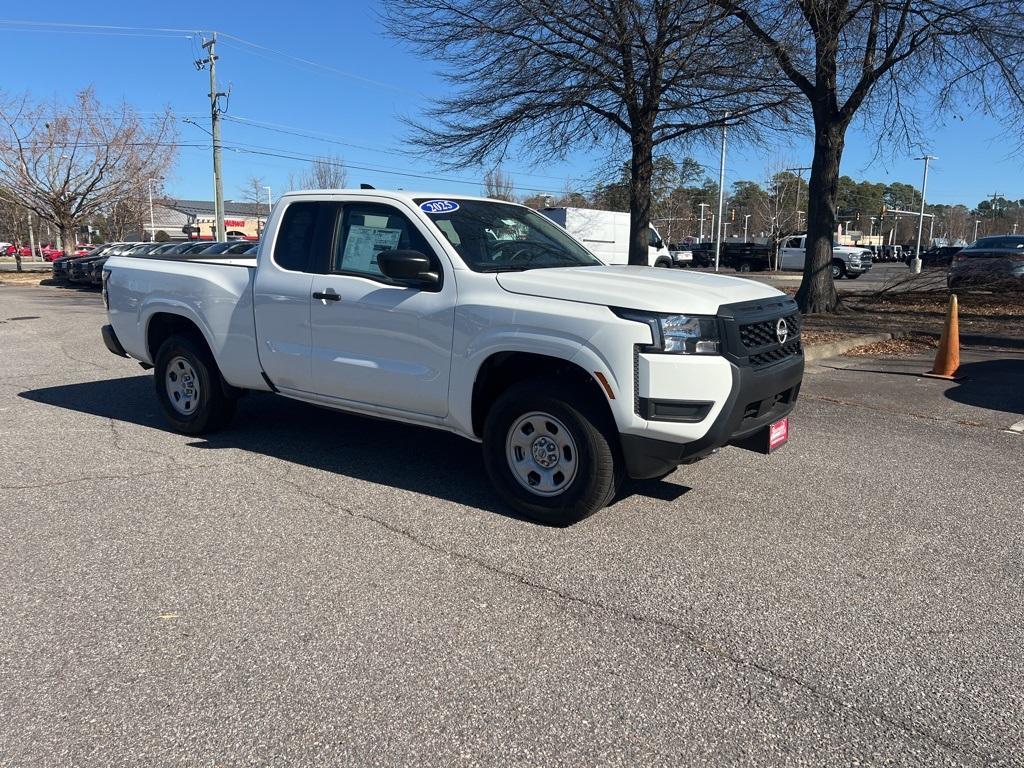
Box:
[165,355,200,416]
[505,411,579,497]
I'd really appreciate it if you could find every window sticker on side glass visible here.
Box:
[343,225,402,274]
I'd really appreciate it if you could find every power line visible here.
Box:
[0,19,198,34]
[216,32,419,95]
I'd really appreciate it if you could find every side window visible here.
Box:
[648,228,659,248]
[785,237,802,249]
[333,203,435,278]
[273,202,318,272]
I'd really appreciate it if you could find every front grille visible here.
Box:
[739,314,800,349]
[749,338,803,367]
[735,312,802,369]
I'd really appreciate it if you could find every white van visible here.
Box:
[541,207,673,267]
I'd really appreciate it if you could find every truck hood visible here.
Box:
[496,265,784,314]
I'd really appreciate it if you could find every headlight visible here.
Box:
[613,309,720,355]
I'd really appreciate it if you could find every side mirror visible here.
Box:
[377,249,440,288]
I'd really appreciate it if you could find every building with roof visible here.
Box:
[147,199,272,241]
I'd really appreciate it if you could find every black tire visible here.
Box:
[737,260,753,273]
[831,260,846,280]
[153,333,236,435]
[654,257,672,268]
[482,378,621,526]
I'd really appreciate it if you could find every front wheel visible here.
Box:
[831,261,846,280]
[154,334,236,435]
[654,257,672,268]
[482,379,621,525]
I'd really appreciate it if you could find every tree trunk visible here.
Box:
[795,122,846,313]
[627,134,654,266]
[59,220,76,256]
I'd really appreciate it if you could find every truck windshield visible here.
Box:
[415,198,603,272]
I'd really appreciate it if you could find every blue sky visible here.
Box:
[1,2,1017,209]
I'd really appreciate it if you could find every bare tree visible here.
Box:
[483,166,516,201]
[104,187,149,242]
[239,175,271,237]
[757,162,803,268]
[0,88,177,254]
[712,0,1024,312]
[382,0,793,266]
[289,153,348,191]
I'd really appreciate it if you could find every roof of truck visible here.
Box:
[279,189,516,205]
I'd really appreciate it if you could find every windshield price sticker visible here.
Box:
[420,200,460,214]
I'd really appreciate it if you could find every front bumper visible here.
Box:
[846,260,872,275]
[620,350,804,479]
[616,296,804,478]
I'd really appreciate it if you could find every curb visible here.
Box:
[804,332,898,362]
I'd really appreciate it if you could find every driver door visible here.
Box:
[309,201,456,417]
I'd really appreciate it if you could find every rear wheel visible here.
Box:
[831,260,846,280]
[154,334,236,435]
[482,378,621,526]
[737,260,753,273]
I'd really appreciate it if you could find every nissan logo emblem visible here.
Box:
[776,318,789,344]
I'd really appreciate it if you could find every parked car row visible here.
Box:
[52,240,258,286]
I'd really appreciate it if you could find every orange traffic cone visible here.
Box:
[923,293,962,380]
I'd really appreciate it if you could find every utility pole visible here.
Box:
[785,167,811,232]
[196,34,226,241]
[714,116,728,272]
[148,178,160,241]
[698,203,709,243]
[989,191,1002,223]
[912,155,936,274]
[743,214,751,242]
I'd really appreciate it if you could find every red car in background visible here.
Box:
[3,243,33,258]
[40,245,65,261]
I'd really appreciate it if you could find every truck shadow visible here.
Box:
[944,358,1024,417]
[19,375,688,520]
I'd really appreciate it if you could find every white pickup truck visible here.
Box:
[779,235,873,279]
[102,190,804,525]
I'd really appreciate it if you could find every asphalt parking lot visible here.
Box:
[2,283,1022,765]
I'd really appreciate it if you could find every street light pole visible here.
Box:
[743,214,750,242]
[912,155,936,274]
[973,220,980,241]
[698,203,709,243]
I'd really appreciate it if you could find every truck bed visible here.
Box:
[104,254,268,391]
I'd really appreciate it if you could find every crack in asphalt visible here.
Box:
[0,469,173,491]
[270,472,993,765]
[803,394,992,429]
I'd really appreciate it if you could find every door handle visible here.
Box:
[312,291,341,302]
